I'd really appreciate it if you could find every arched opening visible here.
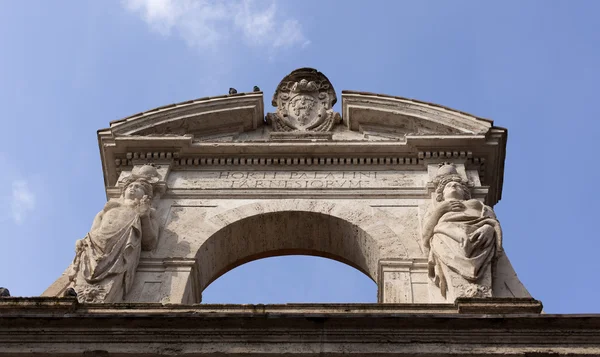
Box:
[195,209,386,302]
[201,255,377,303]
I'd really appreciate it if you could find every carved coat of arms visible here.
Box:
[266,68,341,132]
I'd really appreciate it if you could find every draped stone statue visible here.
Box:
[67,165,160,303]
[422,163,502,301]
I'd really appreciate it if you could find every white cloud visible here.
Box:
[11,180,36,225]
[273,19,311,49]
[122,0,309,51]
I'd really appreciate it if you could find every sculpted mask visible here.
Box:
[67,165,160,303]
[422,163,502,301]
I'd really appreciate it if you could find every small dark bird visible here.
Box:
[229,87,238,95]
[63,287,78,298]
[253,86,260,92]
[0,287,10,297]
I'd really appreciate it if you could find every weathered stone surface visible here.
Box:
[266,67,341,132]
[423,163,500,301]
[168,170,428,190]
[2,297,600,356]
[454,297,543,314]
[43,67,529,306]
[66,164,162,303]
[12,66,600,356]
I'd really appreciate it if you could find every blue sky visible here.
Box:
[1,1,599,312]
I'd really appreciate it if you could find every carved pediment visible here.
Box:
[108,93,264,137]
[102,78,493,143]
[342,91,493,140]
[97,68,506,206]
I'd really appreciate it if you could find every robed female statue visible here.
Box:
[422,163,502,301]
[67,165,160,302]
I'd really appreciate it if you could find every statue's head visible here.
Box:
[437,177,470,201]
[123,178,153,200]
[434,163,472,202]
[120,164,160,200]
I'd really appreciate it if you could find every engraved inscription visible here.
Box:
[219,171,375,189]
[168,171,427,190]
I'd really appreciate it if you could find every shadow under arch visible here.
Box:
[195,200,412,299]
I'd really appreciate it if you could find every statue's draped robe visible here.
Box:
[428,200,499,298]
[71,202,142,302]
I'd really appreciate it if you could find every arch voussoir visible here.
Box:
[195,200,411,293]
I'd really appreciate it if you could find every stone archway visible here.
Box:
[175,200,420,303]
[199,211,380,291]
[195,201,408,297]
[41,68,533,306]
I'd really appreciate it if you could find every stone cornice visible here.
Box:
[2,298,600,356]
[97,91,507,205]
[342,91,493,134]
[107,92,264,135]
[0,297,542,316]
[342,90,495,124]
[106,149,491,201]
[106,187,489,200]
[97,92,264,188]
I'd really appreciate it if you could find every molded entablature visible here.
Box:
[97,92,264,188]
[96,89,507,206]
